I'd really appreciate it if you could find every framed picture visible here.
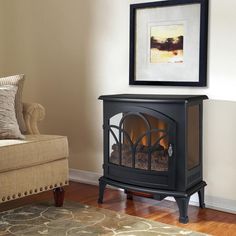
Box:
[129,0,208,87]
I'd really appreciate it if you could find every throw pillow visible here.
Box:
[0,74,26,133]
[0,85,24,139]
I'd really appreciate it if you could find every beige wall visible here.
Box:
[0,0,236,206]
[0,1,4,72]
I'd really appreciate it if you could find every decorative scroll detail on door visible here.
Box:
[108,112,170,172]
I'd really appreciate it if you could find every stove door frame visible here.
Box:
[103,102,177,190]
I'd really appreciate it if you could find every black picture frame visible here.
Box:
[129,0,208,87]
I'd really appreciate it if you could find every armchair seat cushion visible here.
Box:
[0,135,68,173]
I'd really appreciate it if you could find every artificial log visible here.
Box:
[110,144,168,171]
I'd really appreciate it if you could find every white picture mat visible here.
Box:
[135,4,201,82]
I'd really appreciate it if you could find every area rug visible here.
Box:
[0,201,208,236]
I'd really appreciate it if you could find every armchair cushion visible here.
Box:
[0,135,68,173]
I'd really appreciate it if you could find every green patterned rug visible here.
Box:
[0,202,208,235]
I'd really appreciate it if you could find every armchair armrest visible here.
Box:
[23,103,46,134]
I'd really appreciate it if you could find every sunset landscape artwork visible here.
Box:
[150,24,184,63]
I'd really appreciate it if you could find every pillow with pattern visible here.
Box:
[0,85,25,139]
[0,75,26,133]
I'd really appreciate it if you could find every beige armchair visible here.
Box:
[0,103,69,206]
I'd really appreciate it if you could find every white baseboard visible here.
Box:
[69,168,101,186]
[69,168,236,214]
[165,195,236,214]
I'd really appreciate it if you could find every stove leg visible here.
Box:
[98,178,106,204]
[174,196,190,224]
[198,186,206,208]
[124,190,133,200]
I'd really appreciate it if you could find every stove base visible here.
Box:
[98,177,206,224]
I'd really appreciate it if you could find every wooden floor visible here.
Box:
[0,181,236,235]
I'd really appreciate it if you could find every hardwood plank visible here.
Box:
[0,181,235,235]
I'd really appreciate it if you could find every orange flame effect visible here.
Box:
[124,114,168,149]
